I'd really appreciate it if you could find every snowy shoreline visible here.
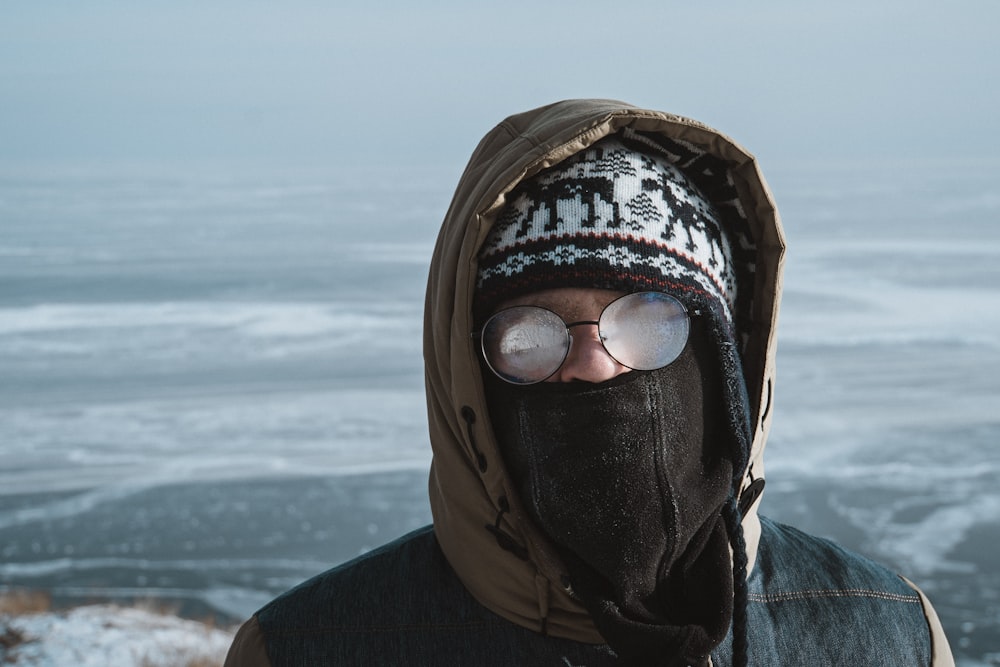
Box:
[1,600,235,667]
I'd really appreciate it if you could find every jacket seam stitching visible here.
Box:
[748,589,921,603]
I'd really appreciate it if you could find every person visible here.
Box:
[224,99,954,666]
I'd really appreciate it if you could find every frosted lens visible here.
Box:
[482,307,569,384]
[600,292,690,370]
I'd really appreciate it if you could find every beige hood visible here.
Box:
[423,99,785,642]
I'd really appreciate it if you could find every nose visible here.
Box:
[549,324,630,383]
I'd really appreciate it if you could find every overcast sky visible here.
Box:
[2,1,997,170]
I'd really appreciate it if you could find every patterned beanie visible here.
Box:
[475,132,738,325]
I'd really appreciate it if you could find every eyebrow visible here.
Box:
[530,297,595,322]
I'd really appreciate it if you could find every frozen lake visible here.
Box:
[1,159,998,664]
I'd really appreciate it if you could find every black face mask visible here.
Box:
[486,342,737,666]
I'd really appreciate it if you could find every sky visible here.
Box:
[1,1,998,170]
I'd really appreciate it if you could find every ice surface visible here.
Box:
[1,160,998,663]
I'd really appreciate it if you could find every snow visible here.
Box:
[1,605,235,667]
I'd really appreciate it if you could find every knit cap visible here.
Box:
[475,133,737,324]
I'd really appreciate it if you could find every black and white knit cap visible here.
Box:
[475,132,737,323]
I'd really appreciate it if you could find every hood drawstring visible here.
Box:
[723,494,749,667]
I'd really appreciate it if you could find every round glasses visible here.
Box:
[477,291,693,385]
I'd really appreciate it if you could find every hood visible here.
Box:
[423,99,785,642]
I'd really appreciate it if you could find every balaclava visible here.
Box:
[476,131,754,666]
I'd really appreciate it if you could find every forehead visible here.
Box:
[495,287,628,320]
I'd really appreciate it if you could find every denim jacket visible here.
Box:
[226,516,944,666]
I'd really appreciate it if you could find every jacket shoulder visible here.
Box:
[224,615,272,667]
[255,525,469,632]
[755,516,919,593]
[747,516,939,663]
[246,526,624,666]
